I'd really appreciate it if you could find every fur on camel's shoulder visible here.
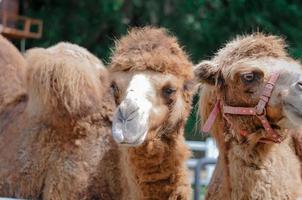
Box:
[110,26,193,80]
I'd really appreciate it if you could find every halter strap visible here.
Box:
[202,72,282,143]
[202,100,220,133]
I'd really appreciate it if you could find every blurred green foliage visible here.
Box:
[23,0,302,140]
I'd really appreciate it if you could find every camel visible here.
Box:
[0,37,121,199]
[0,35,26,113]
[106,27,194,199]
[194,33,302,199]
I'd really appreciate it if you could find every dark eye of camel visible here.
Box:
[111,82,118,93]
[241,72,258,84]
[111,82,120,103]
[162,86,176,97]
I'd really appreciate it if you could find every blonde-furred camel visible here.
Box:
[195,33,302,200]
[0,36,122,199]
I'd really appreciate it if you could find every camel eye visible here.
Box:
[111,82,120,104]
[111,82,119,94]
[162,87,176,97]
[241,72,258,84]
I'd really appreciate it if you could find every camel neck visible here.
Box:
[224,137,302,199]
[119,128,191,199]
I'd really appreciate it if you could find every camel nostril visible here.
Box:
[124,107,139,121]
[118,107,126,121]
[296,81,302,91]
[117,104,139,122]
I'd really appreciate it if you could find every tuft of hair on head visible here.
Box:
[213,32,288,69]
[194,33,288,86]
[109,26,193,81]
[25,42,107,120]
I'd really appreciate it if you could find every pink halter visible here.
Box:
[202,72,282,143]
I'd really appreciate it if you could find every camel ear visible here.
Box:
[193,60,220,85]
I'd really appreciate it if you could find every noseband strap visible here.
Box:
[202,72,282,143]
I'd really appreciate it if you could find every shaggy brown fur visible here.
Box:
[195,33,302,199]
[0,42,121,199]
[108,27,193,199]
[0,35,26,113]
[110,27,193,81]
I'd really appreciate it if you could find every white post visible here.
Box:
[205,138,218,184]
[20,39,26,53]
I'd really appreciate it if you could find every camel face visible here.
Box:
[195,54,302,140]
[220,58,302,129]
[194,33,302,143]
[109,27,193,147]
[111,70,188,146]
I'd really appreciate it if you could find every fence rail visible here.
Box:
[186,139,218,200]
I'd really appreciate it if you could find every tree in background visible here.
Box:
[24,0,302,140]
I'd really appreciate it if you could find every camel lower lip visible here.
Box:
[117,130,147,147]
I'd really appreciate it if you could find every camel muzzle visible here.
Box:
[112,99,148,146]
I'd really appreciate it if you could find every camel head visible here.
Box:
[109,27,193,146]
[195,33,302,143]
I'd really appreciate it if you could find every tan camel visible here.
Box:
[107,27,194,199]
[0,35,26,113]
[194,33,302,199]
[0,38,121,199]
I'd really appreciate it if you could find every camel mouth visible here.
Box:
[113,129,148,147]
[112,118,148,147]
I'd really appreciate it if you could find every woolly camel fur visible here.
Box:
[0,39,121,199]
[108,27,193,199]
[195,33,302,199]
[0,35,26,113]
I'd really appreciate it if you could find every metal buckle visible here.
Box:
[255,103,266,116]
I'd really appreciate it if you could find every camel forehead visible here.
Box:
[127,74,154,95]
[113,70,181,86]
[222,57,302,81]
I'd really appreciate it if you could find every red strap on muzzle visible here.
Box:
[202,72,282,143]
